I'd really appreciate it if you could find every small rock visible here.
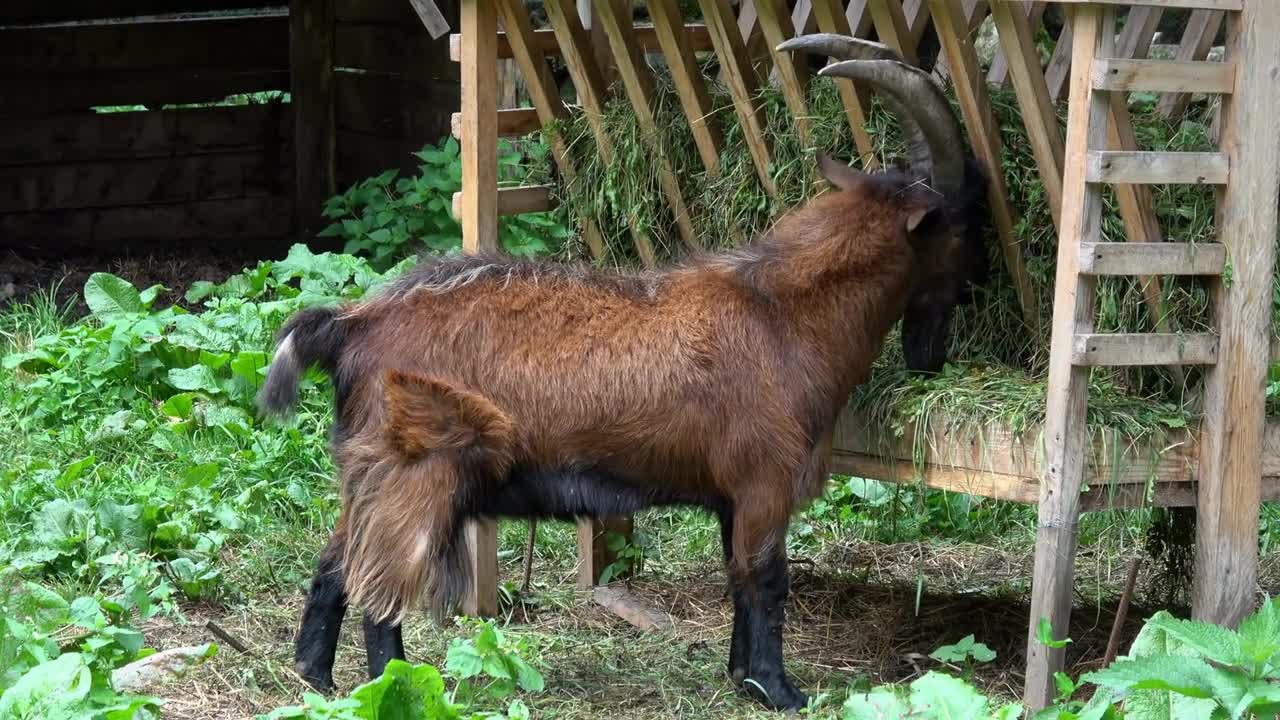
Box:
[112,644,217,693]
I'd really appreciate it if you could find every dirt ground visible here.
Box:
[128,536,1266,720]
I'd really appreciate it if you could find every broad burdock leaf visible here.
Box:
[0,652,92,718]
[1084,655,1218,699]
[1144,614,1245,669]
[166,365,221,394]
[909,671,990,719]
[842,688,909,719]
[84,274,144,319]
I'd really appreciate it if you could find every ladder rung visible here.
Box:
[1086,151,1228,185]
[1046,0,1240,9]
[1092,59,1235,94]
[451,109,542,139]
[1079,242,1226,276]
[451,186,555,219]
[1072,333,1219,367]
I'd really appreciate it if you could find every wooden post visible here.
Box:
[1193,0,1278,627]
[576,515,635,589]
[1024,4,1112,710]
[459,0,500,618]
[289,0,336,244]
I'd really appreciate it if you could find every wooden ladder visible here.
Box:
[1025,0,1278,710]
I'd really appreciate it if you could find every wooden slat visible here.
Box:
[866,0,917,65]
[1193,1,1279,628]
[846,0,874,37]
[447,24,713,61]
[291,0,335,240]
[1042,0,1240,9]
[450,185,554,218]
[0,196,292,253]
[0,105,289,166]
[990,0,1065,228]
[929,0,1039,332]
[1085,150,1228,185]
[543,0,658,266]
[592,0,700,251]
[1071,333,1219,366]
[1116,6,1163,62]
[696,0,776,198]
[647,0,724,176]
[1156,10,1224,120]
[988,2,1044,88]
[1,69,291,114]
[753,0,811,142]
[1025,6,1113,711]
[408,0,449,39]
[1092,58,1234,93]
[576,516,634,588]
[1079,242,1226,276]
[0,15,288,73]
[902,0,931,50]
[0,1,279,24]
[450,108,541,139]
[1045,19,1073,102]
[810,0,877,166]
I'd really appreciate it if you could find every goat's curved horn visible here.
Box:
[818,57,965,197]
[778,35,933,182]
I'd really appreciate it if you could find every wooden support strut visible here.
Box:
[1156,9,1224,120]
[810,0,878,167]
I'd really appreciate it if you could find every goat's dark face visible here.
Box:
[779,33,995,374]
[900,160,991,373]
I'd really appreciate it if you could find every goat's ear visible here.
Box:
[904,207,945,251]
[817,153,866,192]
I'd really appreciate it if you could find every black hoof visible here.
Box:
[743,675,808,712]
[296,662,336,693]
[730,665,747,685]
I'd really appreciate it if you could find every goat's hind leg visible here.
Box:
[296,530,350,692]
[718,509,750,684]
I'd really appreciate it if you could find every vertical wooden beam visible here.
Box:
[753,0,812,142]
[811,0,877,166]
[698,0,777,197]
[576,515,635,588]
[458,0,500,618]
[1156,9,1224,120]
[289,0,336,243]
[867,0,917,65]
[1024,5,1112,710]
[929,0,1039,332]
[591,0,700,251]
[648,0,724,176]
[990,0,1064,228]
[1193,1,1278,627]
[544,0,658,265]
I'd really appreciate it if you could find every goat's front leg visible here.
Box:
[718,509,749,684]
[362,615,405,679]
[296,531,349,692]
[740,547,806,711]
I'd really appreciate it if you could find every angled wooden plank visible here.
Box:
[1046,0,1239,9]
[1025,5,1113,711]
[1156,10,1224,120]
[1072,332,1219,366]
[846,0,875,37]
[902,0,932,51]
[448,25,715,61]
[989,2,1045,88]
[867,0,917,64]
[544,0,659,266]
[753,0,812,142]
[409,0,451,39]
[929,0,1039,331]
[1045,18,1073,103]
[1086,150,1228,185]
[810,0,878,166]
[1092,58,1234,93]
[648,0,724,176]
[1079,242,1226,276]
[1194,0,1280,628]
[494,0,605,258]
[734,0,773,84]
[592,0,701,251]
[1116,6,1163,61]
[792,0,816,35]
[697,0,777,198]
[990,0,1065,228]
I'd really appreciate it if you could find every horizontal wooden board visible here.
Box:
[0,150,288,212]
[335,0,411,23]
[1,15,288,73]
[0,196,292,253]
[335,22,433,73]
[448,24,713,61]
[451,186,554,218]
[0,104,290,166]
[1086,150,1229,185]
[334,71,457,139]
[450,108,541,139]
[2,69,290,114]
[1072,333,1219,366]
[1078,242,1226,276]
[1032,0,1240,9]
[1092,58,1234,94]
[0,1,282,24]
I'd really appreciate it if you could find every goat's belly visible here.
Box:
[472,465,718,521]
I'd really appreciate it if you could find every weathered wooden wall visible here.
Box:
[0,0,457,257]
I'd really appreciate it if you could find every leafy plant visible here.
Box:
[842,671,1024,720]
[930,635,997,682]
[596,531,650,586]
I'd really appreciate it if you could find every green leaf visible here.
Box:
[0,653,92,718]
[445,639,484,679]
[167,365,222,393]
[1145,614,1245,669]
[1236,596,1280,667]
[84,273,144,318]
[1038,618,1072,649]
[908,671,990,719]
[1084,655,1219,699]
[842,688,909,719]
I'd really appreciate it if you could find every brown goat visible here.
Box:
[261,37,992,712]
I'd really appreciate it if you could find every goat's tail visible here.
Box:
[258,306,347,417]
[341,370,514,625]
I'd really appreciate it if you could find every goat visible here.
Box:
[259,37,991,712]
